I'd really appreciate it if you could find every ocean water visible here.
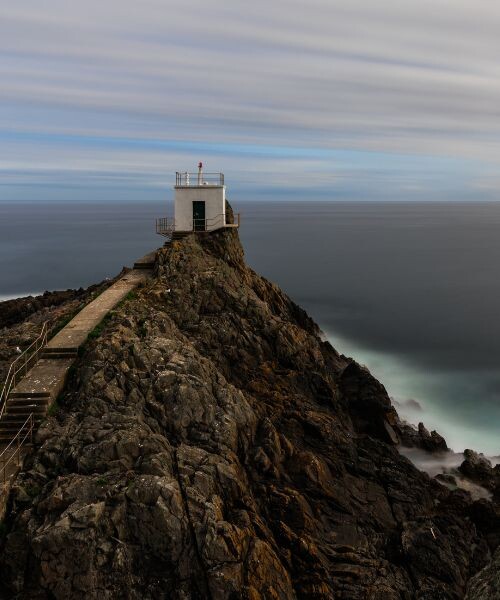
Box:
[1,200,500,454]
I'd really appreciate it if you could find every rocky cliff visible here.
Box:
[1,227,500,599]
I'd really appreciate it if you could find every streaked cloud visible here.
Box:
[1,0,500,201]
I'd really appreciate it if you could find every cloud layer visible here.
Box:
[1,0,500,201]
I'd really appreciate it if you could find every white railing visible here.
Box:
[156,217,175,238]
[0,414,34,486]
[175,172,224,186]
[156,213,240,236]
[0,322,48,420]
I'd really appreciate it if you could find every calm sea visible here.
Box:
[1,200,500,454]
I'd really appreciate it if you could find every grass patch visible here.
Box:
[87,312,114,341]
[47,400,59,417]
[138,317,148,338]
[116,290,137,310]
[49,307,81,340]
[87,322,105,341]
[96,477,107,486]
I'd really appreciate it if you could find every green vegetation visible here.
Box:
[49,307,81,340]
[116,290,137,310]
[47,400,60,417]
[138,317,148,338]
[87,322,105,341]
[96,477,108,486]
[87,312,113,341]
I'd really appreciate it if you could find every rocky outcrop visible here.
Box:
[397,420,448,453]
[465,546,500,599]
[0,228,498,598]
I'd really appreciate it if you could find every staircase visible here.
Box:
[172,231,191,241]
[0,392,50,442]
[0,251,157,493]
[133,250,157,270]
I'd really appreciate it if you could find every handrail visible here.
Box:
[0,414,34,486]
[156,217,175,237]
[156,213,240,236]
[175,172,224,186]
[193,212,240,230]
[0,322,48,420]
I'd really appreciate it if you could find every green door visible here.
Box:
[193,201,206,231]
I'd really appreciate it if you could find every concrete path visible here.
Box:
[0,251,156,501]
[12,359,74,399]
[46,269,149,351]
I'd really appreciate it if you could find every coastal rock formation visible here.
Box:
[0,228,498,598]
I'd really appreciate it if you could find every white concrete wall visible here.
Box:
[174,186,226,231]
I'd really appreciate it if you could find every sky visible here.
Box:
[1,0,500,202]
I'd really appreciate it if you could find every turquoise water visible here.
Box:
[2,200,500,454]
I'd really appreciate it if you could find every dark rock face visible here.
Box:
[460,450,495,487]
[465,547,500,600]
[0,229,497,598]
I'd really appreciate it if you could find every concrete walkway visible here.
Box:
[46,269,149,351]
[0,251,156,501]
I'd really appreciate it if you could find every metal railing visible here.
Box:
[156,213,240,236]
[175,172,224,187]
[0,322,48,420]
[156,217,175,238]
[0,414,34,486]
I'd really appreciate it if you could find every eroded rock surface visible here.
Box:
[0,229,498,598]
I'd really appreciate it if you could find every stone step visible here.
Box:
[0,423,43,435]
[43,347,78,354]
[1,413,44,423]
[0,440,33,448]
[8,391,50,399]
[172,232,191,240]
[40,351,77,359]
[6,404,47,414]
[6,397,49,406]
[0,426,41,437]
[133,262,154,270]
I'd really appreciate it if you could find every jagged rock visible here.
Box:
[397,420,448,452]
[465,546,500,599]
[0,227,496,598]
[460,450,494,487]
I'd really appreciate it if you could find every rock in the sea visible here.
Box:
[460,450,494,487]
[0,227,497,599]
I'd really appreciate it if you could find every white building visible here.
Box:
[157,164,239,238]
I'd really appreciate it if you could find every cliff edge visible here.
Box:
[1,227,499,599]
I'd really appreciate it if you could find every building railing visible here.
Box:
[0,322,48,421]
[156,213,240,236]
[0,414,34,486]
[156,217,175,238]
[175,172,224,187]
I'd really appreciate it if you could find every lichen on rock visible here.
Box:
[0,227,498,599]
